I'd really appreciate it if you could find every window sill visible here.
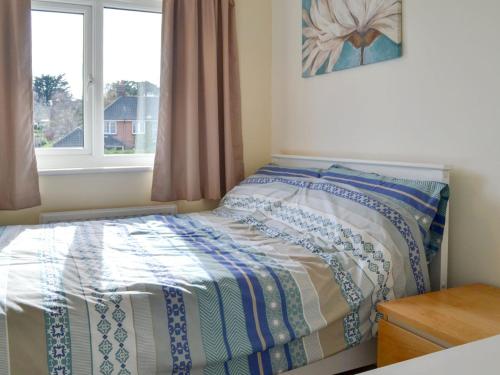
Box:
[38,165,154,176]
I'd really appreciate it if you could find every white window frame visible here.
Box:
[132,120,146,135]
[32,1,93,157]
[33,0,162,172]
[104,120,117,135]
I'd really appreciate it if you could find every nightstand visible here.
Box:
[376,284,500,367]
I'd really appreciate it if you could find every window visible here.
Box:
[104,121,117,135]
[32,7,86,150]
[103,8,161,155]
[32,0,162,170]
[132,121,146,135]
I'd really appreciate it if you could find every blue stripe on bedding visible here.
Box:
[248,353,261,375]
[163,216,232,363]
[203,223,302,348]
[214,276,234,362]
[257,170,317,179]
[284,343,292,371]
[321,166,449,262]
[257,165,320,178]
[430,223,444,235]
[208,247,264,353]
[220,230,298,343]
[241,176,427,294]
[321,171,441,205]
[247,351,273,375]
[321,175,438,217]
[267,270,296,342]
[434,214,446,225]
[183,216,276,353]
[261,350,273,375]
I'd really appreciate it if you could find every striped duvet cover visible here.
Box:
[0,167,436,375]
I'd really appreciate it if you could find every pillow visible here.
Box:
[254,163,321,179]
[320,165,450,262]
[219,162,434,294]
[218,164,321,215]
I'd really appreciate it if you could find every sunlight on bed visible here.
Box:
[0,225,77,314]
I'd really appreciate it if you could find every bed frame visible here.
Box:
[272,154,451,375]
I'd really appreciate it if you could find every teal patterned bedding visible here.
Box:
[320,165,449,261]
[0,166,438,375]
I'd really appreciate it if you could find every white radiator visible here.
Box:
[39,204,178,224]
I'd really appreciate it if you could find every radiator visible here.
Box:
[39,204,178,224]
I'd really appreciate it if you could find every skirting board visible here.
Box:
[284,339,377,375]
[39,204,178,224]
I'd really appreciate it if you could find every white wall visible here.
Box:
[272,0,500,287]
[0,0,272,226]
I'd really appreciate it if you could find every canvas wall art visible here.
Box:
[302,0,402,77]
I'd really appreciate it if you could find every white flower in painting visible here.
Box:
[302,0,402,76]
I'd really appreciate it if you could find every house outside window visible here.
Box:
[32,0,162,171]
[103,97,158,154]
[104,121,117,135]
[132,121,146,135]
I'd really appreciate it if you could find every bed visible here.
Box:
[0,154,450,375]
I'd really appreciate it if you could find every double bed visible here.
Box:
[0,155,450,375]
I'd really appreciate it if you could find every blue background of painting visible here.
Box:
[302,0,402,77]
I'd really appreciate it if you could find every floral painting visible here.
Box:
[302,0,402,77]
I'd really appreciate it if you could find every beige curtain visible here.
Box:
[152,0,244,202]
[0,0,41,210]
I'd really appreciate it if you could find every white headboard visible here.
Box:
[272,154,450,291]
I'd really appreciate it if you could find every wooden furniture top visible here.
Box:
[377,284,500,347]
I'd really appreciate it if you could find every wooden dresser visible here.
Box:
[376,284,500,367]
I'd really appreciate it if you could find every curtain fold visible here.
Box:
[0,0,41,210]
[152,0,244,202]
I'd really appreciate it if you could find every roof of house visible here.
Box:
[104,134,127,149]
[53,127,83,148]
[53,127,128,149]
[104,96,160,121]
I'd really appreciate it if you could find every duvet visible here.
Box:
[0,166,440,375]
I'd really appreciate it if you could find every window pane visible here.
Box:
[32,10,84,149]
[103,8,161,155]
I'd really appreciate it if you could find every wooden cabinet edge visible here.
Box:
[377,320,445,367]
